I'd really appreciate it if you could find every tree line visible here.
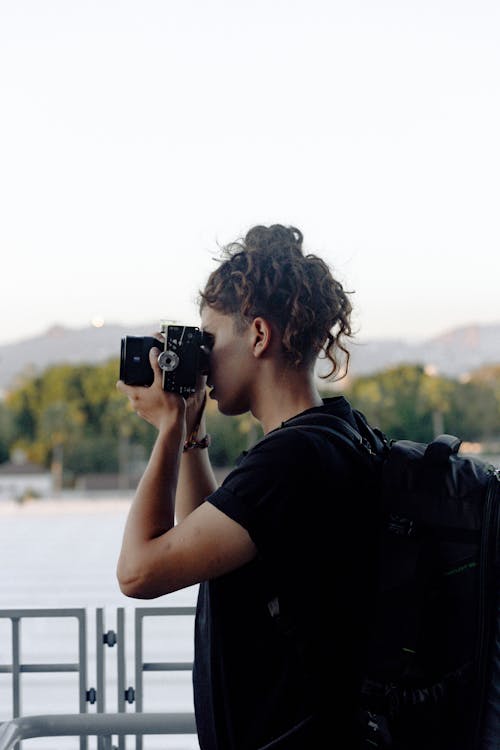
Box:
[0,359,498,485]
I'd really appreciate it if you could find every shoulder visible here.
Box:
[231,423,349,484]
[208,422,350,514]
[222,427,318,489]
[205,428,320,534]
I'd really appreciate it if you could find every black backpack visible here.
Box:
[268,410,500,750]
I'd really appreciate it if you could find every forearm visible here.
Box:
[118,423,183,577]
[176,414,218,521]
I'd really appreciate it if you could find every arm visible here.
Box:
[115,348,256,599]
[176,394,218,521]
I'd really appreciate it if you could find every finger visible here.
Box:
[116,379,140,397]
[116,379,128,394]
[149,347,165,386]
[116,381,143,410]
[149,346,161,370]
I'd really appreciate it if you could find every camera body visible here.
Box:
[120,324,210,397]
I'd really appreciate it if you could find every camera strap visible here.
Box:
[183,392,211,452]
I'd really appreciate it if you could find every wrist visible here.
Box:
[157,418,185,445]
[184,392,208,452]
[183,433,211,452]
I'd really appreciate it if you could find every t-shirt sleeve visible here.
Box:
[206,430,324,553]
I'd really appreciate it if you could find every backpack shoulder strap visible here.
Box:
[285,411,386,462]
[256,411,382,469]
[284,412,366,445]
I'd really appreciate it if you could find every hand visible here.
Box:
[116,347,186,433]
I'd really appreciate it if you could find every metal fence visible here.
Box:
[0,607,197,750]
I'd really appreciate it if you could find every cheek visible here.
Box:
[213,337,252,385]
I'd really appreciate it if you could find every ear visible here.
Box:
[250,317,273,359]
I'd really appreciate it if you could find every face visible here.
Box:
[200,306,255,416]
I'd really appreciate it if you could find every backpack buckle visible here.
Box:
[388,514,417,537]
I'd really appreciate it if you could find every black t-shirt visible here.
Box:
[193,397,376,750]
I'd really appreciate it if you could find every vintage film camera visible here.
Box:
[120,323,211,397]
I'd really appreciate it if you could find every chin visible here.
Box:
[217,400,249,418]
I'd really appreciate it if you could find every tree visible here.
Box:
[1,357,498,481]
[446,380,499,440]
[39,401,85,493]
[203,398,262,467]
[0,402,14,463]
[343,365,459,442]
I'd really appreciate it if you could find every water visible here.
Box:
[0,496,199,749]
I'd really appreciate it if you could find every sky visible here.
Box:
[1,0,499,347]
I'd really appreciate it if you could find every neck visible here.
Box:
[252,366,323,434]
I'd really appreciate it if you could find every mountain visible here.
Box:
[350,323,500,378]
[0,321,499,394]
[0,322,157,394]
[347,322,500,380]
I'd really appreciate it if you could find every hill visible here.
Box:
[347,322,500,380]
[0,321,499,394]
[0,322,155,394]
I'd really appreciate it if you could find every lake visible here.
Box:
[0,496,199,750]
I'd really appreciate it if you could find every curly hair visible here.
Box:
[199,224,354,380]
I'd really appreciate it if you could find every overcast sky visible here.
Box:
[1,0,499,346]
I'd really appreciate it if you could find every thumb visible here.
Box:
[149,347,163,382]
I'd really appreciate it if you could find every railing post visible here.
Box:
[134,610,143,750]
[96,609,105,714]
[117,608,126,714]
[96,609,105,750]
[11,617,20,750]
[77,610,88,750]
[117,608,127,750]
[11,618,20,720]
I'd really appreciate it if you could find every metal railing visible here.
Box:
[0,713,197,750]
[0,606,197,750]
